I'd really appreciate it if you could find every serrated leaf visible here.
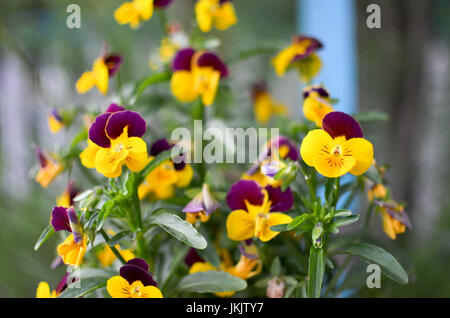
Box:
[148,209,207,249]
[34,224,55,251]
[340,243,409,285]
[177,271,247,293]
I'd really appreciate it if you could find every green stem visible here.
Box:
[193,99,206,183]
[99,229,126,264]
[323,254,352,297]
[332,177,340,208]
[299,165,316,202]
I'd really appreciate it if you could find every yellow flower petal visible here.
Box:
[313,153,356,178]
[214,2,237,30]
[170,71,199,103]
[79,139,101,169]
[36,282,53,298]
[189,261,217,274]
[107,276,132,298]
[226,209,255,241]
[300,129,334,167]
[95,147,128,177]
[343,138,374,176]
[195,0,214,32]
[93,58,109,95]
[76,71,95,94]
[175,164,193,187]
[140,285,163,298]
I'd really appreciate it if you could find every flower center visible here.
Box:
[332,144,342,157]
[114,143,124,153]
[131,286,141,296]
[255,213,268,238]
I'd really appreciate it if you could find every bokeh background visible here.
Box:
[0,0,449,297]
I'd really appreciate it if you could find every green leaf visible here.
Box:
[334,209,353,218]
[352,111,389,123]
[332,215,360,228]
[270,257,282,277]
[270,223,289,232]
[129,71,171,105]
[108,230,132,247]
[58,277,107,298]
[184,187,201,199]
[177,271,247,293]
[148,209,207,249]
[197,232,221,268]
[287,214,309,230]
[34,225,55,251]
[96,201,115,232]
[307,246,324,298]
[340,243,409,284]
[73,189,94,202]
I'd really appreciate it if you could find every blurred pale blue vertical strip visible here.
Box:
[297,0,358,297]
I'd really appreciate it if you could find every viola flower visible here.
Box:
[98,245,135,267]
[48,109,65,134]
[138,139,193,200]
[244,136,299,187]
[36,274,69,298]
[226,180,293,242]
[170,48,228,106]
[272,35,323,83]
[300,111,374,178]
[88,108,148,178]
[52,207,87,267]
[251,82,288,125]
[367,183,387,202]
[56,181,79,208]
[35,147,63,188]
[182,184,220,224]
[107,258,163,298]
[375,201,411,240]
[76,51,123,95]
[195,0,237,33]
[302,85,334,127]
[115,0,173,29]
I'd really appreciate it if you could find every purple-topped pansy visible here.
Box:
[150,138,187,171]
[51,206,83,243]
[302,85,329,99]
[154,0,174,8]
[104,54,123,77]
[291,35,323,62]
[322,111,363,140]
[182,184,220,217]
[172,48,228,78]
[105,103,125,113]
[374,201,412,229]
[226,180,293,213]
[89,110,146,148]
[119,258,158,287]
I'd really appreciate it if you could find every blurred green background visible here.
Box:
[0,0,449,297]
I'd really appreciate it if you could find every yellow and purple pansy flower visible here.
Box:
[35,147,63,188]
[36,273,70,298]
[244,136,299,187]
[47,109,66,134]
[251,82,288,125]
[226,180,294,242]
[374,200,411,240]
[302,85,334,127]
[300,111,374,178]
[107,258,163,298]
[51,206,87,267]
[195,0,237,33]
[138,138,193,200]
[56,181,79,208]
[170,48,229,106]
[115,0,173,29]
[272,35,323,83]
[87,107,148,178]
[182,183,220,224]
[76,52,123,95]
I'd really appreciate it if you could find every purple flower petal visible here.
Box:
[238,240,258,260]
[150,139,172,156]
[125,258,150,272]
[226,180,264,211]
[265,136,299,162]
[104,54,123,77]
[303,85,329,99]
[154,0,174,8]
[172,48,195,72]
[67,207,83,243]
[322,111,363,140]
[89,112,112,148]
[291,35,323,62]
[51,109,63,122]
[196,52,229,78]
[55,273,69,294]
[119,263,157,287]
[35,146,48,168]
[261,162,281,178]
[182,185,220,216]
[184,248,204,267]
[182,194,204,213]
[266,186,293,212]
[386,209,412,229]
[51,206,71,232]
[105,110,147,140]
[106,103,125,113]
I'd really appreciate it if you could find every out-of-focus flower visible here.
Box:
[88,108,148,178]
[266,277,285,298]
[170,48,228,106]
[251,82,288,125]
[98,245,135,267]
[138,139,193,200]
[76,52,123,95]
[226,180,293,242]
[107,258,163,298]
[367,183,387,202]
[375,200,411,240]
[272,35,323,83]
[244,136,299,187]
[56,181,79,208]
[48,109,65,134]
[114,0,173,29]
[182,184,220,224]
[302,85,333,127]
[36,274,69,298]
[195,0,237,33]
[35,147,63,188]
[300,112,373,178]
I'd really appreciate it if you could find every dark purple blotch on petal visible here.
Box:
[55,273,69,294]
[51,206,71,232]
[104,54,123,77]
[303,86,329,99]
[154,0,174,8]
[196,52,229,78]
[35,147,48,168]
[51,109,63,122]
[172,48,195,72]
[119,258,157,287]
[266,185,293,212]
[226,180,264,211]
[291,35,323,62]
[89,112,112,148]
[322,111,363,140]
[184,248,205,267]
[150,139,172,156]
[105,110,147,140]
[106,103,125,113]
